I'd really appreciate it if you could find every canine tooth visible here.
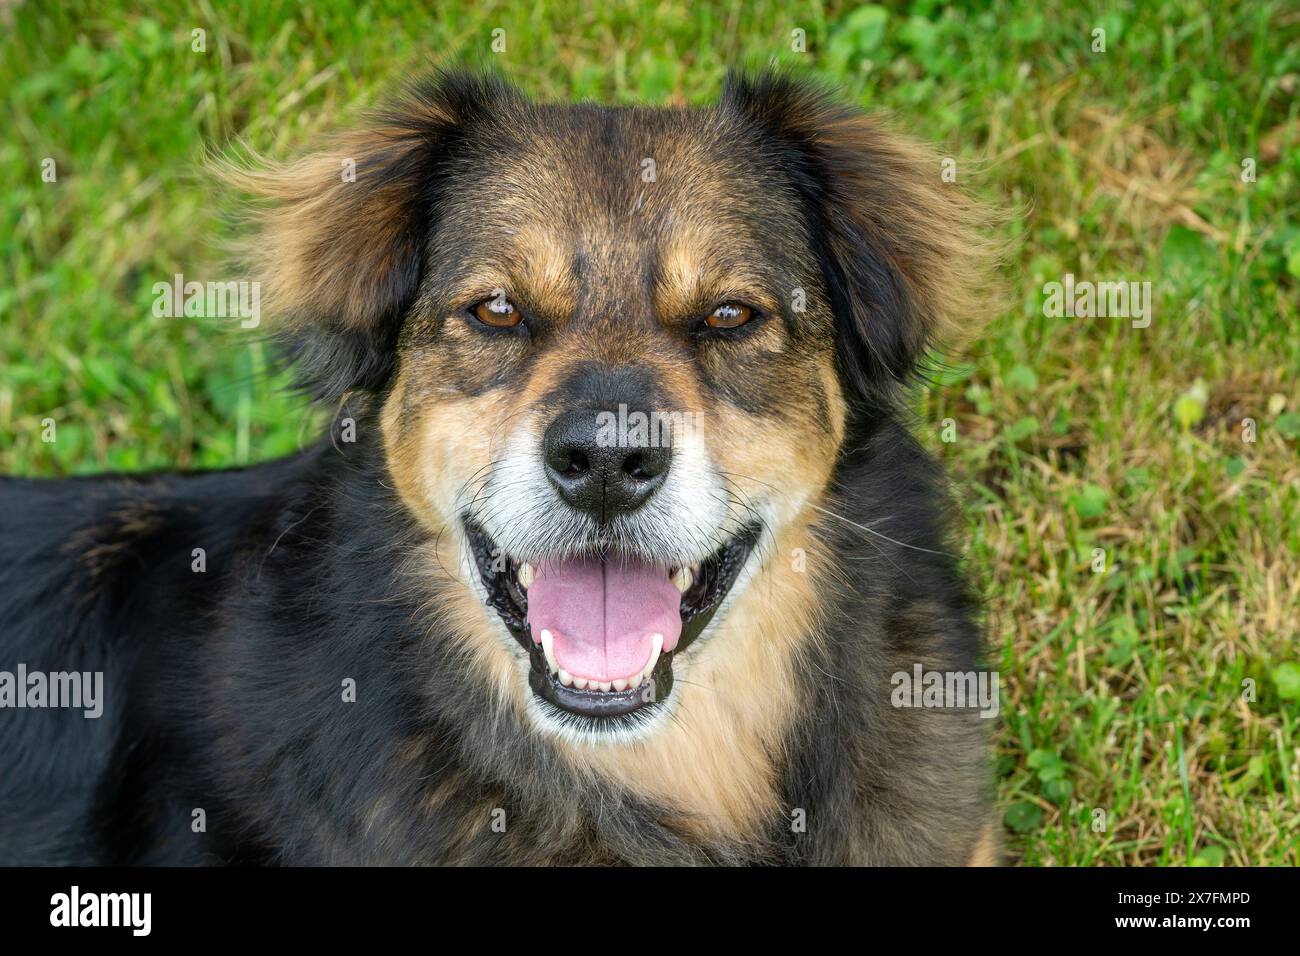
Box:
[644,633,663,678]
[672,565,693,593]
[558,669,573,687]
[518,562,535,589]
[573,676,588,690]
[540,629,558,674]
[612,678,628,691]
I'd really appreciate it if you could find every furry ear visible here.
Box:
[217,71,517,401]
[722,71,1001,407]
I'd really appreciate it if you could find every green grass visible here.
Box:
[2,0,1298,865]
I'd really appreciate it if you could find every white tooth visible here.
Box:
[597,680,612,692]
[518,562,535,589]
[573,677,588,690]
[644,633,663,678]
[558,669,573,687]
[540,629,557,674]
[672,565,693,593]
[612,678,628,691]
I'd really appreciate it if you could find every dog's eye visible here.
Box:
[472,295,521,328]
[705,302,754,329]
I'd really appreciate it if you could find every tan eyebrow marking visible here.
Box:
[654,222,779,324]
[508,224,578,317]
[443,223,579,321]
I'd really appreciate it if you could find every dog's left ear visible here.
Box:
[723,72,1000,407]
[218,71,516,401]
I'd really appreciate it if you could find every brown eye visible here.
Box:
[473,295,521,328]
[705,302,753,329]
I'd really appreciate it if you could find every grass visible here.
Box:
[2,0,1298,865]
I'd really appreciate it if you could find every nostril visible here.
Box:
[561,450,589,479]
[623,453,647,480]
[621,446,669,483]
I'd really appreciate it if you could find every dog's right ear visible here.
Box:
[218,71,515,402]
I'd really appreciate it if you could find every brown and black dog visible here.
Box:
[0,70,1000,864]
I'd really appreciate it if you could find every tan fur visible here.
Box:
[653,221,784,325]
[709,372,845,523]
[968,820,1002,866]
[506,224,581,320]
[380,365,521,540]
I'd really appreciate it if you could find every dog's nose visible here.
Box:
[543,409,670,522]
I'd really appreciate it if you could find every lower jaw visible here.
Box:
[527,640,675,720]
[467,520,761,728]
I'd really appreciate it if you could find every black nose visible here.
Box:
[543,409,671,522]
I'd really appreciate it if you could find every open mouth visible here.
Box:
[465,519,761,726]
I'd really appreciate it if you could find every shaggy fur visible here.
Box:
[0,70,999,865]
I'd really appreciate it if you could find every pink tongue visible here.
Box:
[527,556,682,682]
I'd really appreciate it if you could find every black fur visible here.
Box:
[0,409,988,864]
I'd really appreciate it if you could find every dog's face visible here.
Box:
[382,96,850,738]
[232,72,985,744]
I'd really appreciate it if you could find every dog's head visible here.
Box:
[228,70,989,743]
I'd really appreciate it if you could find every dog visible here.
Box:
[0,70,1000,865]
